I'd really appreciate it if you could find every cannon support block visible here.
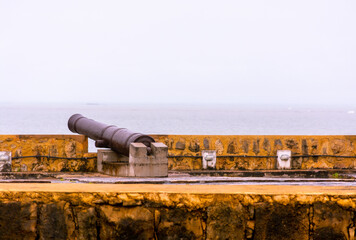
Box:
[97,142,168,177]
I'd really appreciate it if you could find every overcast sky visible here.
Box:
[0,1,355,105]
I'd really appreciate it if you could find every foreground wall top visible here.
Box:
[0,183,356,240]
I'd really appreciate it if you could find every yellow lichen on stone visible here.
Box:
[2,134,356,172]
[152,135,356,170]
[334,198,356,209]
[272,195,291,205]
[2,184,356,239]
[0,135,93,172]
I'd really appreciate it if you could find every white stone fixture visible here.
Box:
[277,150,292,169]
[202,150,216,170]
[0,151,11,172]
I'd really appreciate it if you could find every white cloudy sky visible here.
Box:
[0,0,355,105]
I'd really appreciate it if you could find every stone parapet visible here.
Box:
[1,134,356,172]
[0,135,94,172]
[0,184,356,239]
[152,135,356,170]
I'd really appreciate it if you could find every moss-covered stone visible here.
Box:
[253,203,309,240]
[156,208,204,240]
[312,202,352,240]
[0,184,356,239]
[0,202,37,240]
[207,202,248,240]
[38,203,68,240]
[98,206,154,240]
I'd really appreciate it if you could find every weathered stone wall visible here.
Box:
[1,134,356,172]
[152,135,356,170]
[1,184,356,240]
[0,135,95,172]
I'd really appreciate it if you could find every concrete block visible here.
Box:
[129,164,148,177]
[97,149,129,176]
[151,142,168,160]
[97,142,168,177]
[150,162,168,177]
[102,162,130,177]
[129,143,147,159]
[129,142,168,177]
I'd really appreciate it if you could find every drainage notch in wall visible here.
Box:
[202,150,216,169]
[0,151,12,172]
[277,150,291,170]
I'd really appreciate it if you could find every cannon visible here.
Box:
[68,114,155,156]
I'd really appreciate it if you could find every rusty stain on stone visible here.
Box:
[203,138,210,150]
[227,139,238,154]
[302,139,308,155]
[331,139,345,154]
[215,139,224,154]
[311,139,318,154]
[253,140,260,155]
[263,139,271,153]
[175,140,186,150]
[188,139,200,152]
[274,139,283,151]
[242,140,249,154]
[65,142,76,158]
[164,138,174,150]
[285,139,299,153]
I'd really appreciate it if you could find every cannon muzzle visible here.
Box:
[68,114,155,156]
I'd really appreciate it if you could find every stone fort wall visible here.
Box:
[0,184,355,240]
[1,134,356,171]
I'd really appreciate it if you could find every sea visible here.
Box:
[1,103,356,152]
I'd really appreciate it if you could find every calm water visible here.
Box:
[1,103,356,151]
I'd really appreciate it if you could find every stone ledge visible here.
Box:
[1,183,356,195]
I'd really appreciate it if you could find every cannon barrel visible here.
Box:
[68,114,155,156]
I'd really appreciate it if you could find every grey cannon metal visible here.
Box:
[68,114,155,156]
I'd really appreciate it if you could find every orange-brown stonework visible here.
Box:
[0,184,356,240]
[0,135,95,172]
[152,135,356,170]
[1,134,356,171]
